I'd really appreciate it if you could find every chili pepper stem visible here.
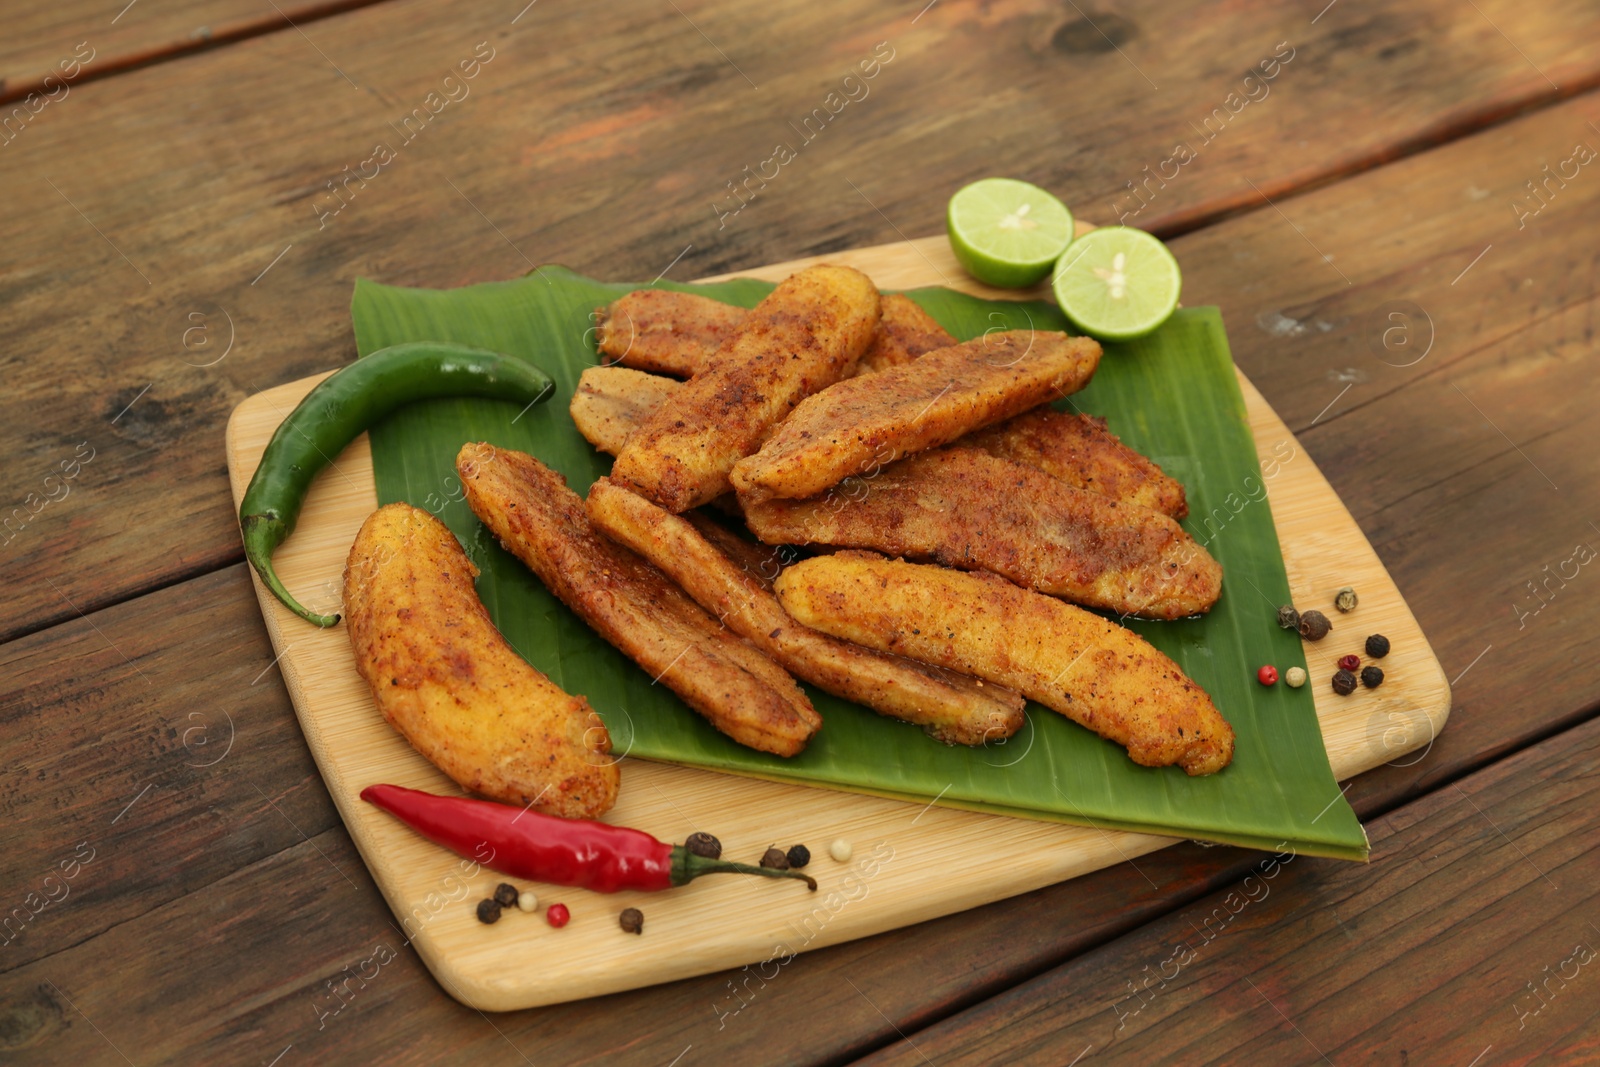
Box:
[671,848,818,891]
[242,514,341,627]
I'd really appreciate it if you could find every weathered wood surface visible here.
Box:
[4,0,1600,642]
[5,0,1600,1061]
[855,711,1600,1066]
[0,0,390,105]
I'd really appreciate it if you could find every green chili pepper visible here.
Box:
[239,342,554,627]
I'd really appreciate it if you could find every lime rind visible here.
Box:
[947,178,1074,288]
[1051,227,1181,341]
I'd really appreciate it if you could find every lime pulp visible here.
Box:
[947,178,1075,289]
[1051,227,1181,341]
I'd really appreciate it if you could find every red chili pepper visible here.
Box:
[361,784,816,893]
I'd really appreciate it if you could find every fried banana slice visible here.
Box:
[854,293,956,375]
[774,552,1234,775]
[742,448,1220,619]
[586,479,1025,745]
[593,290,952,381]
[685,510,796,586]
[729,331,1102,501]
[457,442,820,757]
[570,366,1187,518]
[963,409,1188,519]
[611,265,880,512]
[570,365,681,455]
[343,503,619,818]
[595,287,745,378]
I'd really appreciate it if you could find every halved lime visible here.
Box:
[1051,226,1182,341]
[947,178,1075,289]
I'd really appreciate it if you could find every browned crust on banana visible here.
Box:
[586,479,1025,746]
[729,330,1101,502]
[343,502,620,817]
[743,448,1221,619]
[611,265,880,512]
[456,443,820,757]
[774,552,1234,775]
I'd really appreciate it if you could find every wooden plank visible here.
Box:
[6,0,1600,641]
[0,0,390,105]
[851,712,1600,1066]
[220,264,1445,1004]
[0,565,334,974]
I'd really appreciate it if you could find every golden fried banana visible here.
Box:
[742,448,1220,619]
[570,366,1187,518]
[684,511,795,587]
[611,265,880,512]
[729,330,1101,501]
[854,293,956,375]
[343,503,619,818]
[570,365,681,456]
[595,287,745,378]
[456,443,820,756]
[586,479,1025,745]
[962,409,1188,519]
[593,289,952,381]
[774,552,1234,775]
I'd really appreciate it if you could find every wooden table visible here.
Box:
[3,2,1596,1062]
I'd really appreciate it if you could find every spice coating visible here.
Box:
[611,265,880,512]
[585,477,1025,744]
[730,330,1102,502]
[774,552,1235,775]
[342,504,618,818]
[743,448,1220,619]
[457,443,820,757]
[595,288,948,379]
[574,366,1184,517]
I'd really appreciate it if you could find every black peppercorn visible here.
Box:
[1331,668,1357,696]
[684,832,722,859]
[476,898,502,924]
[1334,587,1358,613]
[786,844,811,869]
[1277,604,1300,631]
[1298,609,1332,641]
[1361,666,1384,689]
[760,846,790,870]
[1365,634,1390,658]
[493,883,519,909]
[619,907,644,935]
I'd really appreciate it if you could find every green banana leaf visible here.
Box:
[351,267,1367,860]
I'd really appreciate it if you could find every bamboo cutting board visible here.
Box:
[224,235,1450,1011]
